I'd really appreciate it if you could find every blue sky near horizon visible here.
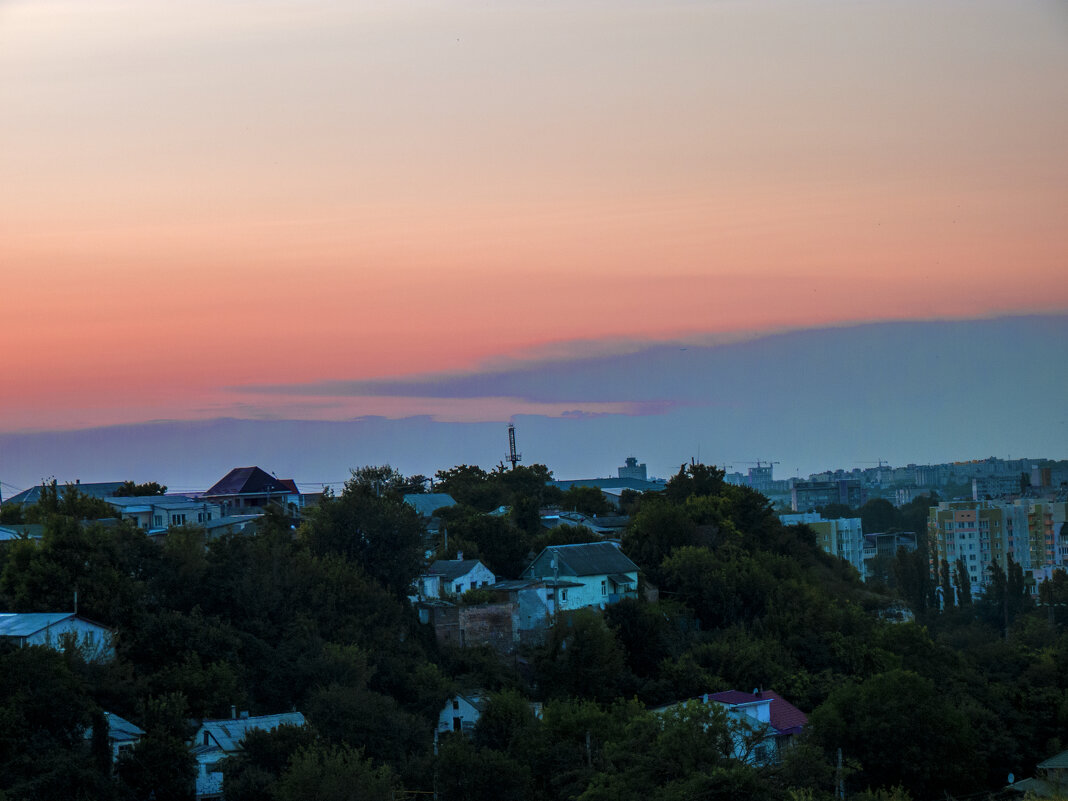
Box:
[1,315,1063,494]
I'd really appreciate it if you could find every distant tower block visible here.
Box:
[507,423,522,470]
[618,457,647,481]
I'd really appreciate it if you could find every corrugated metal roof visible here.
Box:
[430,559,484,581]
[528,542,639,578]
[200,712,306,753]
[0,612,76,637]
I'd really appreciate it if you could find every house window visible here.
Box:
[454,583,463,594]
[154,515,163,527]
[203,731,210,746]
[601,580,607,596]
[560,589,567,602]
[452,700,460,711]
[171,513,186,525]
[198,512,212,522]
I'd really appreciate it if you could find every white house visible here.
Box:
[521,541,639,611]
[436,690,543,737]
[85,712,145,763]
[104,495,223,532]
[0,612,114,661]
[419,556,496,599]
[652,690,807,766]
[437,691,487,735]
[191,711,306,800]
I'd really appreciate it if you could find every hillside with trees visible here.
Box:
[0,464,1065,800]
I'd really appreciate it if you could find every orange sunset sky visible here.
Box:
[2,0,1066,434]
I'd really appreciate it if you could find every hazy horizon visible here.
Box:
[2,315,1064,496]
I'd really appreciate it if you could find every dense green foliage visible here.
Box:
[0,462,1065,800]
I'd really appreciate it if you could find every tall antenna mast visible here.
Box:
[507,423,522,470]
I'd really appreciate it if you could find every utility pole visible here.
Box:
[836,747,845,800]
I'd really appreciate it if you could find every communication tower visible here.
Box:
[506,423,522,470]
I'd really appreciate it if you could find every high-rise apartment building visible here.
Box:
[928,500,1068,594]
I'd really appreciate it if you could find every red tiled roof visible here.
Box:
[706,689,807,735]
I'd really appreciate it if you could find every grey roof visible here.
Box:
[404,493,457,517]
[0,612,82,637]
[0,524,45,540]
[199,712,306,753]
[455,690,488,712]
[491,578,582,591]
[430,559,485,581]
[541,511,630,532]
[201,514,263,531]
[105,712,145,741]
[4,482,126,506]
[1006,777,1056,796]
[527,541,639,578]
[203,467,293,498]
[1039,749,1068,770]
[550,478,664,492]
[105,495,208,511]
[584,515,630,527]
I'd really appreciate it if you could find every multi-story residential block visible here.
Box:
[928,500,1068,594]
[928,501,1008,592]
[790,479,865,512]
[780,513,866,578]
[972,474,1025,500]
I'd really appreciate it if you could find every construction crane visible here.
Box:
[506,423,522,470]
